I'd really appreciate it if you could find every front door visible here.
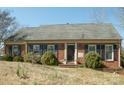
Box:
[67,44,75,62]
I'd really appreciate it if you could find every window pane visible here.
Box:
[33,45,40,53]
[47,45,55,53]
[105,45,113,60]
[12,45,20,56]
[88,45,96,52]
[106,51,112,59]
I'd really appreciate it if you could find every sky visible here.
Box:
[0,7,124,46]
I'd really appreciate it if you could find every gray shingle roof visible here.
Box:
[7,23,122,41]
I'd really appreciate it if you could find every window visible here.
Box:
[105,45,114,61]
[47,45,55,53]
[12,45,20,56]
[33,45,40,53]
[88,45,96,52]
[28,45,33,52]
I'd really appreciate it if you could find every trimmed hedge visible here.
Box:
[84,52,103,69]
[13,56,24,62]
[0,56,4,61]
[2,55,13,61]
[121,51,124,67]
[121,55,124,67]
[41,51,58,65]
[24,52,41,64]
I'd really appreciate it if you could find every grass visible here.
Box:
[0,61,124,85]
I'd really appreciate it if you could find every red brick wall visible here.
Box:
[76,43,120,68]
[5,45,12,55]
[20,45,25,57]
[57,43,64,62]
[5,43,120,68]
[5,44,26,57]
[77,43,85,64]
[103,61,119,69]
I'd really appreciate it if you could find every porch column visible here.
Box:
[118,44,121,68]
[74,43,77,64]
[64,43,67,64]
[25,42,28,54]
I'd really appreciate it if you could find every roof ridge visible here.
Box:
[39,23,113,27]
[15,23,113,29]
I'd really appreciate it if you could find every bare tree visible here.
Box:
[115,8,124,47]
[90,8,108,23]
[0,10,17,48]
[115,8,124,29]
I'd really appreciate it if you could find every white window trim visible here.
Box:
[88,45,96,52]
[105,45,114,61]
[47,45,55,52]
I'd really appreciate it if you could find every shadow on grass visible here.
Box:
[96,67,124,75]
[77,64,124,75]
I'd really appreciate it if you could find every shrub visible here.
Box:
[32,54,41,64]
[121,56,124,67]
[0,56,5,61]
[16,64,28,79]
[13,56,24,62]
[24,52,32,62]
[84,52,103,69]
[121,51,124,67]
[24,52,41,64]
[41,51,58,65]
[3,55,13,61]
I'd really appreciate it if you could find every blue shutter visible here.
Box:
[55,44,58,57]
[40,44,43,54]
[114,45,117,50]
[18,45,21,56]
[43,44,47,54]
[114,45,117,61]
[97,45,100,54]
[28,45,33,52]
[85,45,88,53]
[55,44,58,52]
[101,45,105,60]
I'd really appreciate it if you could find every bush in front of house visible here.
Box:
[41,51,58,65]
[121,55,124,67]
[84,52,103,69]
[0,56,5,61]
[121,50,124,67]
[24,52,41,64]
[32,54,41,64]
[0,55,5,61]
[13,56,24,62]
[3,55,13,61]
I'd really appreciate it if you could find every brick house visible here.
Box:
[4,23,122,68]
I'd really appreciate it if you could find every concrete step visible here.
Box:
[59,64,78,68]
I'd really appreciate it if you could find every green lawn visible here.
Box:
[0,61,124,85]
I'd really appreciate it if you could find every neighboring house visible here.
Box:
[4,23,122,68]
